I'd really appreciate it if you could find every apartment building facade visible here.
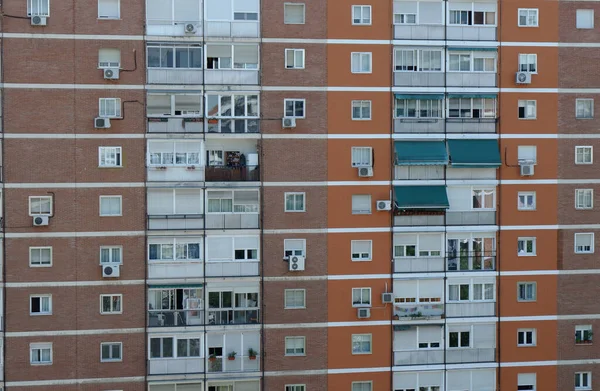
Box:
[0,0,597,390]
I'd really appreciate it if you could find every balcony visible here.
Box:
[147,214,204,230]
[148,357,203,375]
[446,26,496,41]
[446,302,496,317]
[205,213,259,230]
[148,309,205,327]
[205,21,260,38]
[205,166,260,182]
[394,25,445,40]
[394,118,444,134]
[147,165,205,182]
[446,72,497,88]
[394,212,445,227]
[146,20,203,37]
[207,355,260,373]
[446,211,496,225]
[394,303,444,320]
[205,70,259,85]
[207,308,259,325]
[394,72,444,87]
[207,118,260,133]
[148,118,204,133]
[147,69,204,84]
[446,168,497,181]
[393,256,444,273]
[447,253,496,272]
[446,348,496,363]
[395,166,444,181]
[148,261,204,280]
[446,118,497,133]
[206,261,259,277]
[394,349,443,365]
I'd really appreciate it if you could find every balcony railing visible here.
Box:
[148,309,205,327]
[446,302,496,317]
[394,349,444,365]
[205,165,260,182]
[447,253,496,271]
[207,356,260,373]
[148,357,203,375]
[148,117,204,133]
[446,25,497,41]
[393,254,496,273]
[446,348,496,363]
[207,118,260,133]
[394,212,445,226]
[394,303,444,320]
[394,256,445,273]
[446,117,497,133]
[205,213,259,230]
[147,214,204,230]
[207,309,260,325]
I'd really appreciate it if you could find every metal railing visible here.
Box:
[148,309,205,327]
[205,165,260,182]
[207,309,259,325]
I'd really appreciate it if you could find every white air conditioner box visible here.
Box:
[357,308,371,319]
[31,16,47,26]
[184,23,197,33]
[32,215,49,226]
[516,72,532,84]
[520,163,535,176]
[358,167,373,177]
[376,200,392,211]
[103,68,120,80]
[95,117,111,129]
[289,255,305,271]
[381,293,394,304]
[102,264,120,278]
[282,117,296,128]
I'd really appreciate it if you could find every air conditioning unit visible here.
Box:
[382,293,394,304]
[184,23,197,33]
[289,255,305,271]
[32,215,49,226]
[103,68,120,80]
[358,166,373,177]
[282,117,296,128]
[376,200,392,211]
[94,117,111,129]
[102,264,120,278]
[516,72,532,84]
[357,308,371,319]
[31,16,47,26]
[520,163,535,176]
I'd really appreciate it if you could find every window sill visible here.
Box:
[517,208,537,212]
[100,215,123,217]
[351,258,372,262]
[517,344,537,348]
[351,72,373,74]
[284,210,306,213]
[351,351,373,355]
[518,118,537,120]
[575,342,593,345]
[100,312,123,315]
[518,25,539,28]
[30,313,52,316]
[284,353,306,357]
[517,254,537,257]
[575,252,594,255]
[98,166,123,169]
[100,359,123,363]
[284,307,306,310]
[352,118,372,121]
[352,305,372,308]
[98,18,121,21]
[30,362,53,366]
[517,300,537,303]
[576,117,594,120]
[575,162,593,165]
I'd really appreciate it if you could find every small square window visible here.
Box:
[99,98,122,118]
[576,189,593,210]
[352,287,371,307]
[352,100,372,120]
[518,54,537,73]
[284,99,305,118]
[577,9,594,29]
[98,48,121,68]
[472,189,495,209]
[30,343,52,365]
[351,334,372,354]
[100,342,122,362]
[284,3,305,24]
[28,0,50,16]
[518,145,537,163]
[284,239,306,258]
[575,233,594,254]
[29,247,52,267]
[518,192,536,211]
[351,147,373,167]
[351,52,372,73]
[517,329,536,346]
[518,373,536,391]
[30,295,52,315]
[518,237,536,256]
[285,192,306,212]
[29,196,52,216]
[352,195,371,214]
[100,246,123,264]
[284,289,306,309]
[576,99,594,119]
[576,325,593,344]
[518,8,538,27]
[285,336,305,356]
[100,294,122,314]
[286,386,306,391]
[285,49,305,69]
[351,240,372,261]
[99,146,122,167]
[100,196,122,216]
[448,330,470,348]
[394,13,416,24]
[575,372,592,390]
[352,382,373,391]
[576,146,593,164]
[518,100,537,119]
[98,0,120,19]
[517,282,537,302]
[352,5,372,25]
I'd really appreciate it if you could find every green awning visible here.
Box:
[448,139,501,168]
[149,284,204,289]
[447,93,497,99]
[394,186,450,209]
[447,47,497,52]
[395,94,445,100]
[395,141,448,165]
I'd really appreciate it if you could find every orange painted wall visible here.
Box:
[327,325,391,368]
[499,184,558,226]
[499,1,559,42]
[498,320,558,362]
[326,0,392,40]
[327,92,393,134]
[499,139,558,180]
[327,139,392,181]
[498,93,558,134]
[499,47,558,88]
[327,186,392,228]
[498,230,559,271]
[327,45,392,87]
[327,232,391,275]
[327,279,392,322]
[498,275,558,317]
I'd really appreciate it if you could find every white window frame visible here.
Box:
[29,246,53,267]
[351,382,373,391]
[352,100,372,120]
[517,192,536,211]
[28,0,50,17]
[100,246,123,265]
[577,9,595,29]
[576,146,593,165]
[517,328,536,347]
[518,373,536,391]
[517,282,537,302]
[148,44,204,69]
[100,342,123,362]
[29,196,53,216]
[471,188,496,210]
[283,3,305,24]
[518,8,538,27]
[576,98,594,119]
[285,192,306,212]
[98,146,122,168]
[396,98,443,119]
[100,294,123,314]
[286,386,306,391]
[576,189,594,210]
[99,98,122,118]
[284,289,306,309]
[395,49,443,72]
[448,51,497,73]
[30,294,52,316]
[285,49,305,69]
[352,287,371,307]
[518,54,537,73]
[99,195,123,217]
[518,100,537,119]
[394,12,416,25]
[98,0,120,19]
[448,7,496,26]
[447,97,496,119]
[351,147,373,167]
[575,372,592,390]
[352,5,372,25]
[284,336,306,356]
[576,325,593,344]
[30,343,52,365]
[517,237,536,256]
[448,280,495,302]
[147,141,201,167]
[351,52,372,74]
[352,194,372,214]
[351,240,372,261]
[518,145,538,164]
[351,334,372,355]
[575,233,595,254]
[284,99,306,118]
[147,93,203,117]
[149,239,203,262]
[98,48,121,69]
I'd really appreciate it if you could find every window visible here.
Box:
[150,239,202,261]
[448,98,496,118]
[285,193,305,212]
[449,9,495,25]
[577,9,594,29]
[575,233,594,253]
[518,54,537,73]
[575,372,592,390]
[284,239,306,258]
[449,282,494,302]
[352,195,371,214]
[518,373,536,391]
[448,52,496,72]
[395,49,443,72]
[352,5,371,25]
[449,331,470,348]
[147,44,203,69]
[473,283,494,301]
[100,294,122,314]
[448,284,470,301]
[352,382,373,391]
[394,12,416,24]
[517,192,536,211]
[98,48,120,68]
[518,329,536,346]
[29,196,52,216]
[28,0,49,16]
[148,141,201,166]
[517,282,537,302]
[150,337,174,358]
[177,337,201,357]
[518,100,537,119]
[352,287,371,307]
[518,8,538,27]
[351,147,373,167]
[576,189,594,210]
[284,3,305,24]
[576,146,593,164]
[147,94,203,117]
[285,336,305,355]
[100,342,122,362]
[98,0,119,19]
[352,100,372,120]
[518,238,536,256]
[351,240,372,261]
[30,295,52,315]
[351,334,372,354]
[99,98,122,118]
[100,246,122,264]
[518,145,537,163]
[472,189,495,209]
[351,52,372,73]
[284,289,306,309]
[284,99,305,118]
[99,147,122,168]
[99,196,122,216]
[30,343,52,365]
[286,386,306,391]
[576,99,594,119]
[576,325,593,344]
[285,49,305,69]
[396,99,442,118]
[29,247,52,267]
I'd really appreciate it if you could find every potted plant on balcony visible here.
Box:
[228,351,237,361]
[248,348,258,360]
[208,353,217,362]
[393,314,400,320]
[187,165,196,170]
